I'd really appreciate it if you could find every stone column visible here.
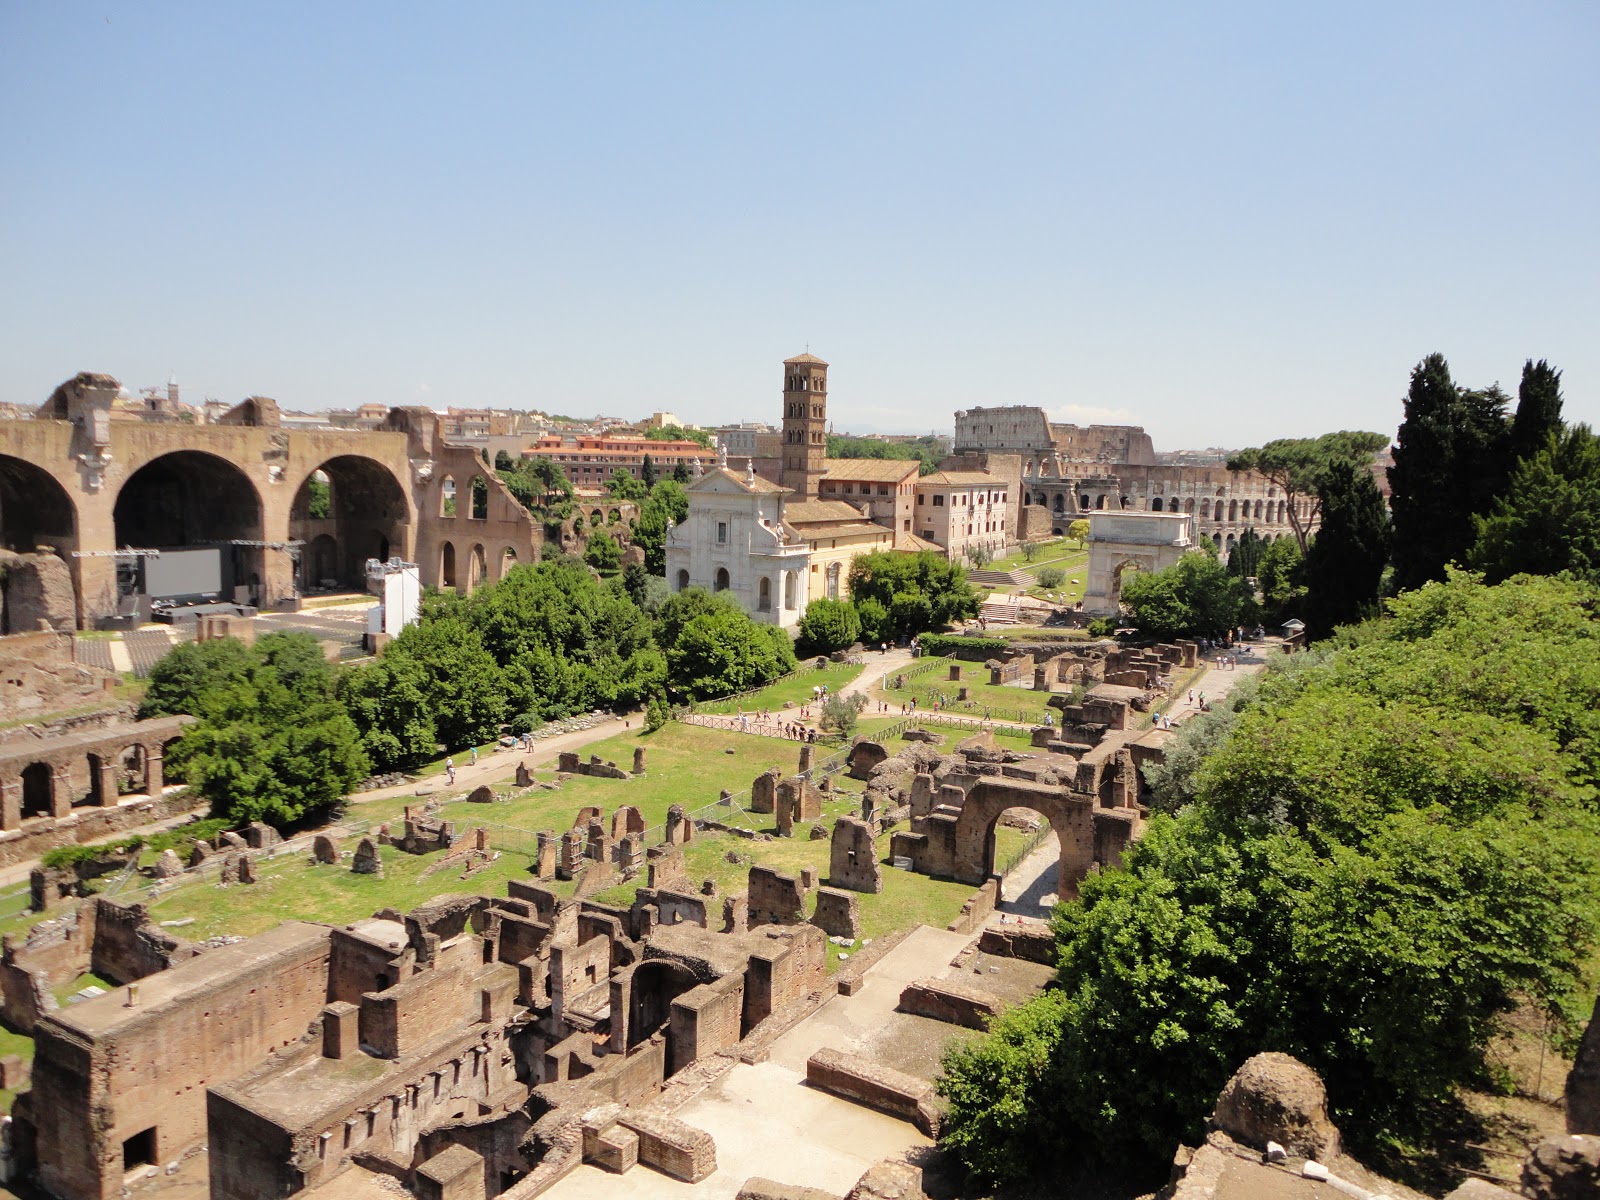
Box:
[144,747,164,795]
[0,778,18,831]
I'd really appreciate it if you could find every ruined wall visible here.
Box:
[31,922,331,1200]
[88,898,199,985]
[669,976,745,1075]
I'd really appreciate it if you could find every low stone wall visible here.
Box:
[804,1048,942,1137]
[896,977,1004,1029]
[976,925,1057,965]
[945,878,999,935]
[0,789,201,872]
[737,1178,840,1200]
[617,1110,717,1182]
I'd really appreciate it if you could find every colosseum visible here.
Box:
[954,404,1311,553]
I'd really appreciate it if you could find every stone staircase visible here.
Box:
[979,596,1023,625]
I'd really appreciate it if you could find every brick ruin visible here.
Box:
[19,862,829,1200]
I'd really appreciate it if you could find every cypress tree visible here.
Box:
[1388,354,1509,592]
[1303,460,1391,639]
[1508,359,1564,463]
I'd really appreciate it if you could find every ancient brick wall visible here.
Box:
[88,898,197,985]
[746,867,805,926]
[669,975,745,1074]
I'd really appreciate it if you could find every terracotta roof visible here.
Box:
[783,352,829,366]
[689,466,787,494]
[820,458,919,482]
[895,532,944,553]
[919,470,1001,487]
[798,522,893,541]
[784,500,868,524]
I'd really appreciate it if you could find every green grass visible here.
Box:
[882,658,1056,724]
[985,539,1086,573]
[691,662,866,715]
[53,973,114,1006]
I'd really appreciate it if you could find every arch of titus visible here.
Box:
[0,373,538,630]
[1083,511,1196,616]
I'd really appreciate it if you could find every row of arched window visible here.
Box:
[437,476,491,520]
[1029,491,1300,523]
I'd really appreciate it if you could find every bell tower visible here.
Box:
[780,352,828,500]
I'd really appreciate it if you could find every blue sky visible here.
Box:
[2,3,1595,448]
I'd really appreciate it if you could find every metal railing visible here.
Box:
[998,822,1054,878]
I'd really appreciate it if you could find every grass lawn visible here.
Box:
[882,658,1056,725]
[991,626,1090,643]
[985,539,1086,573]
[691,662,866,715]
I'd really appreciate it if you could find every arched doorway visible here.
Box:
[626,959,700,1073]
[288,456,410,594]
[676,569,690,593]
[21,762,52,820]
[988,807,1059,918]
[466,544,488,594]
[758,576,772,612]
[441,543,458,590]
[0,456,79,632]
[112,451,265,606]
[1109,559,1143,605]
[825,562,841,600]
[714,567,730,592]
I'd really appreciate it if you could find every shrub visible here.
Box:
[1086,617,1116,638]
[1035,566,1065,589]
[918,633,1008,659]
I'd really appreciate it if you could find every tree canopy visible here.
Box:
[1301,458,1391,639]
[939,573,1600,1190]
[1471,423,1600,586]
[1118,550,1253,640]
[1228,430,1388,552]
[847,550,981,638]
[794,597,861,657]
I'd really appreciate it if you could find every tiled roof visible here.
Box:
[821,458,920,482]
[919,470,1001,487]
[783,352,829,366]
[784,500,867,524]
[797,522,892,541]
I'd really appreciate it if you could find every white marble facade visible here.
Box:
[664,460,811,629]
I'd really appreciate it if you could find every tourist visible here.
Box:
[469,746,478,766]
[444,756,455,786]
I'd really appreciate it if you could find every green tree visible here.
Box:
[606,469,649,502]
[1035,566,1065,589]
[640,453,658,488]
[170,633,368,825]
[1020,540,1040,563]
[494,449,515,471]
[672,460,691,484]
[847,550,981,636]
[139,637,256,718]
[819,691,867,736]
[305,474,331,519]
[1508,358,1565,464]
[1471,424,1600,585]
[1256,535,1306,623]
[1067,518,1089,547]
[795,597,862,657]
[666,601,795,700]
[631,479,689,575]
[584,531,621,573]
[1118,552,1251,640]
[1226,527,1265,579]
[854,596,892,644]
[1388,354,1511,591]
[1229,431,1390,553]
[339,653,439,772]
[364,611,507,750]
[1301,460,1391,639]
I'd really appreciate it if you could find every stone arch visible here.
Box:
[758,576,772,613]
[500,546,518,579]
[825,562,841,600]
[1200,499,1212,520]
[1253,499,1263,520]
[1052,494,1065,512]
[1151,498,1163,512]
[0,454,76,553]
[590,508,605,524]
[1109,558,1145,605]
[117,744,146,795]
[466,544,488,593]
[1185,498,1195,513]
[441,542,458,589]
[469,476,489,521]
[676,568,690,593]
[714,567,730,592]
[783,571,798,610]
[288,455,410,592]
[608,508,622,524]
[440,476,456,517]
[1212,533,1222,548]
[950,780,1092,895]
[1227,499,1238,522]
[1034,492,1048,507]
[1079,495,1090,510]
[1095,495,1107,510]
[112,450,265,605]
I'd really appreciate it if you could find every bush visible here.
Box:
[1086,617,1116,638]
[507,711,542,736]
[1035,566,1065,589]
[645,693,671,733]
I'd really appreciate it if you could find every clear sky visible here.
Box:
[3,3,1595,449]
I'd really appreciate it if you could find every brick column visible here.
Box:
[49,767,71,818]
[145,748,164,796]
[0,778,18,831]
[96,757,120,807]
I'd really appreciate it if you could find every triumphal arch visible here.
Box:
[1083,510,1196,616]
[0,373,537,630]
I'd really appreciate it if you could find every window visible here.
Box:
[715,567,730,591]
[933,495,944,506]
[716,522,727,545]
[917,494,924,505]
[123,1128,158,1172]
[675,569,689,592]
[758,576,772,612]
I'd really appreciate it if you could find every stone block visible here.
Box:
[466,785,495,804]
[897,977,1003,1029]
[352,837,383,877]
[805,1048,941,1136]
[311,834,340,864]
[811,887,860,940]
